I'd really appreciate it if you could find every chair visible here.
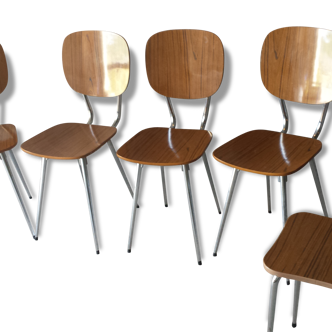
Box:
[213,27,332,259]
[117,29,224,265]
[0,44,35,237]
[21,31,136,254]
[264,212,332,331]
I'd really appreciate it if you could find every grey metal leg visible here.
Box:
[8,149,32,199]
[0,152,35,237]
[266,176,272,213]
[267,276,281,332]
[81,157,99,254]
[213,168,240,256]
[78,159,84,182]
[292,280,301,328]
[183,164,202,265]
[161,166,168,207]
[127,164,143,253]
[309,158,328,217]
[202,153,221,214]
[35,157,48,240]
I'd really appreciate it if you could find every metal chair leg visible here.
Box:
[309,158,328,217]
[202,152,221,214]
[266,176,272,213]
[292,280,301,328]
[35,157,48,240]
[183,164,202,265]
[80,157,100,254]
[161,166,168,207]
[267,276,281,332]
[1,152,35,238]
[8,149,32,199]
[127,164,143,253]
[213,168,240,256]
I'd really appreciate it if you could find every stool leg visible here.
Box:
[266,176,272,213]
[292,280,301,328]
[161,166,168,207]
[265,276,280,332]
[125,164,143,255]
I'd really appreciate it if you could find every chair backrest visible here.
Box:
[0,45,8,94]
[146,29,224,99]
[62,31,130,98]
[261,26,332,105]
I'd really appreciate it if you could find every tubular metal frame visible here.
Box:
[267,275,281,332]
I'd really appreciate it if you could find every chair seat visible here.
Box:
[117,127,212,166]
[21,123,116,160]
[213,130,322,176]
[264,213,332,289]
[0,124,17,153]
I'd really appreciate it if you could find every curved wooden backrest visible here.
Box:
[261,26,332,104]
[63,31,130,97]
[146,30,224,99]
[0,45,8,94]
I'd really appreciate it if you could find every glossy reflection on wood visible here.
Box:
[21,123,116,160]
[261,26,332,104]
[146,30,224,99]
[0,44,8,94]
[117,127,212,166]
[0,124,18,152]
[264,213,332,289]
[63,31,130,97]
[213,130,321,176]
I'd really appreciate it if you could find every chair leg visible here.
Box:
[80,157,99,254]
[8,149,32,199]
[267,276,281,332]
[292,280,301,328]
[35,157,48,240]
[127,164,143,253]
[213,168,240,257]
[183,164,202,265]
[78,159,84,183]
[0,152,35,238]
[202,152,221,214]
[309,158,328,217]
[266,176,272,213]
[160,166,168,207]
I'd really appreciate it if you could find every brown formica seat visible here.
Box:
[0,45,35,237]
[117,29,224,265]
[21,31,135,254]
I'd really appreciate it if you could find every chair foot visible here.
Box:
[96,250,100,255]
[268,210,271,214]
[126,249,133,255]
[198,261,202,265]
[292,323,297,328]
[165,204,168,207]
[33,236,38,241]
[137,205,139,208]
[287,280,290,285]
[211,252,219,259]
[29,196,32,199]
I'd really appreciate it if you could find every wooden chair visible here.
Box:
[264,212,332,331]
[21,31,136,254]
[213,27,332,261]
[0,44,35,237]
[117,29,224,265]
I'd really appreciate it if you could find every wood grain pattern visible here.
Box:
[261,26,332,104]
[63,31,130,97]
[0,45,8,94]
[0,124,17,152]
[264,213,332,289]
[117,127,212,166]
[213,130,321,176]
[146,30,224,99]
[21,123,116,160]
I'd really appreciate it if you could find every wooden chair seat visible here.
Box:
[264,212,332,289]
[0,124,17,152]
[117,127,212,166]
[21,123,116,160]
[213,130,322,176]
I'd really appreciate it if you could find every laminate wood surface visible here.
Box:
[264,213,332,289]
[21,123,116,160]
[0,124,17,152]
[146,30,224,99]
[63,31,130,97]
[261,26,332,104]
[213,130,321,176]
[0,45,8,94]
[117,127,212,166]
